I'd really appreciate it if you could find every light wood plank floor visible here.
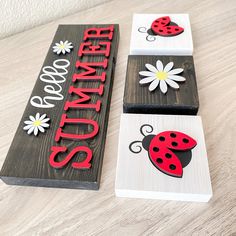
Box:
[0,0,235,235]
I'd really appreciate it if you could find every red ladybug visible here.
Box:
[129,124,197,178]
[138,16,184,42]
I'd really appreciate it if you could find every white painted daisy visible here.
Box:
[139,60,186,94]
[23,113,50,136]
[52,40,73,55]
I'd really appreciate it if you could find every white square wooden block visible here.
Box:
[115,114,212,202]
[130,14,193,55]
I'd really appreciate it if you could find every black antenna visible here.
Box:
[146,34,156,42]
[129,141,143,153]
[129,124,154,154]
[138,27,148,33]
[140,124,153,137]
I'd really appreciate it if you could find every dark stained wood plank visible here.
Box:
[0,24,119,190]
[123,55,199,115]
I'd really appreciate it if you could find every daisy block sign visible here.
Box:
[115,114,212,202]
[0,24,119,190]
[123,55,199,115]
[130,14,193,55]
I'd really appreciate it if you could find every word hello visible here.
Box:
[49,25,114,170]
[30,59,70,108]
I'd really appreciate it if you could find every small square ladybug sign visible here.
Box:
[130,14,193,55]
[115,114,212,202]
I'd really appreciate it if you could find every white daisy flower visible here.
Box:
[23,113,50,136]
[52,40,73,55]
[139,60,186,94]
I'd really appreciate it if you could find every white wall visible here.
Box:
[0,0,110,39]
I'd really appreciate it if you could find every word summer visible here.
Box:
[49,25,114,169]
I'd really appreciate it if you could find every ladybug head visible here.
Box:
[129,124,155,153]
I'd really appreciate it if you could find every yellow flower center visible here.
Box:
[59,44,65,49]
[156,71,168,80]
[33,120,41,127]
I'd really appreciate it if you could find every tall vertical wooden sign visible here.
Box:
[0,24,119,190]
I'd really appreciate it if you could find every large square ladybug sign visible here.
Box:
[130,14,193,55]
[115,114,212,202]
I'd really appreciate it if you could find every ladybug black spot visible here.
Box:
[167,27,171,29]
[153,147,159,152]
[167,31,172,34]
[172,142,178,147]
[159,29,163,32]
[157,158,163,164]
[165,153,172,158]
[183,138,189,143]
[175,28,179,31]
[159,136,165,141]
[161,22,165,25]
[155,20,159,23]
[163,18,166,20]
[170,133,176,138]
[169,164,176,170]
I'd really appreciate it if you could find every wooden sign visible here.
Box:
[115,114,212,202]
[123,55,199,115]
[0,24,119,190]
[130,14,193,55]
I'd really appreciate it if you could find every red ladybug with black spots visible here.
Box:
[138,16,184,42]
[129,124,197,178]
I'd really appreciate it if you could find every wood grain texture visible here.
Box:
[0,24,119,190]
[123,55,199,114]
[0,0,236,235]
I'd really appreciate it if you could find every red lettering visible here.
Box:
[72,59,108,82]
[64,85,104,112]
[55,114,99,142]
[49,146,92,169]
[78,42,111,57]
[83,25,114,40]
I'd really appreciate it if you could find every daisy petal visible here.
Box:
[139,77,156,84]
[36,113,40,120]
[166,79,180,89]
[160,80,168,94]
[145,64,158,73]
[27,126,35,135]
[55,43,61,47]
[57,50,61,55]
[41,123,49,128]
[29,115,35,122]
[139,71,156,77]
[24,120,33,125]
[149,79,159,91]
[34,127,38,136]
[39,114,47,121]
[168,68,184,75]
[41,118,50,123]
[156,60,163,71]
[23,124,33,130]
[164,62,174,72]
[168,75,186,81]
[38,126,45,133]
